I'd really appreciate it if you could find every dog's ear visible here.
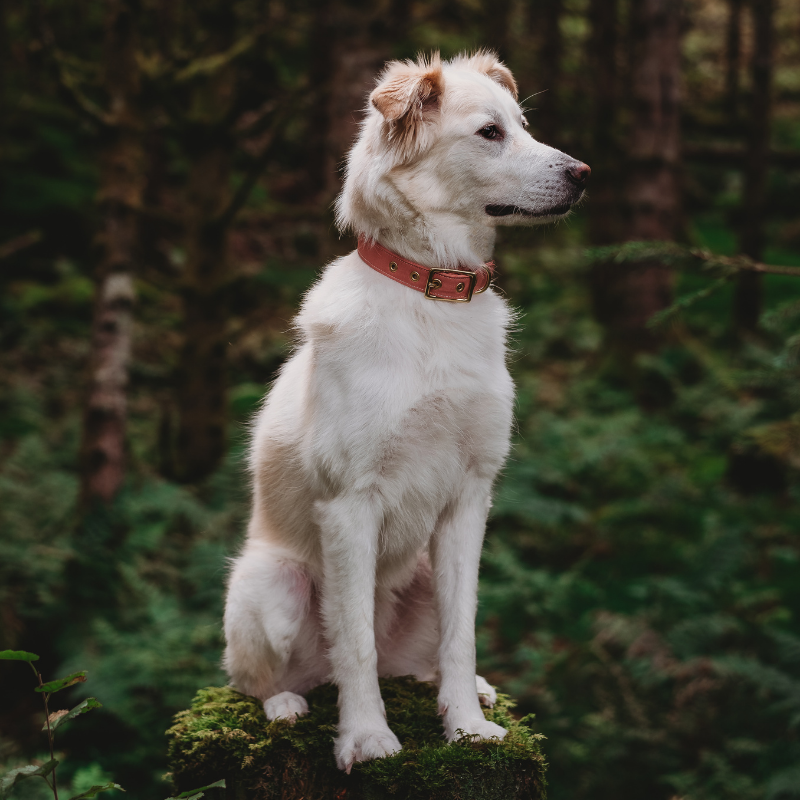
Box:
[464,51,518,100]
[370,55,443,154]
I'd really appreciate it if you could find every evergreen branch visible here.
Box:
[174,30,263,83]
[37,11,113,127]
[214,104,294,230]
[588,242,800,326]
[0,230,41,261]
[51,50,113,127]
[214,146,272,231]
[586,241,800,278]
[647,276,732,329]
[688,248,800,278]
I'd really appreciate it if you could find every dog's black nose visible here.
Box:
[566,163,591,186]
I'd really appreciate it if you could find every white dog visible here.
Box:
[223,51,589,773]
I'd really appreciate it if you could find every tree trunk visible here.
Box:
[483,0,513,63]
[172,1,239,484]
[591,0,682,350]
[537,0,563,147]
[725,0,743,122]
[626,0,682,242]
[306,0,336,202]
[735,0,774,332]
[324,1,399,201]
[174,146,231,483]
[79,0,143,505]
[310,0,408,204]
[0,0,7,125]
[587,0,621,245]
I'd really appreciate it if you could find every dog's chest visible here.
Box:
[304,291,514,546]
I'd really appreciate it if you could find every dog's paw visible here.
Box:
[475,675,497,708]
[335,726,402,773]
[446,717,508,743]
[263,691,309,723]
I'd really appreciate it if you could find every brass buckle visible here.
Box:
[424,268,477,302]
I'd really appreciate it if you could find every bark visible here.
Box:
[483,0,513,63]
[308,0,408,204]
[626,0,682,242]
[725,0,743,122]
[0,0,6,122]
[324,0,399,200]
[537,0,563,147]
[172,1,239,483]
[591,0,682,350]
[174,145,231,483]
[80,0,144,505]
[0,0,8,220]
[683,143,800,168]
[306,0,336,200]
[587,0,621,245]
[735,0,774,332]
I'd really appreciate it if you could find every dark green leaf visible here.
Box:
[69,782,124,799]
[166,779,226,800]
[35,671,87,694]
[44,698,103,732]
[0,760,58,799]
[0,650,40,662]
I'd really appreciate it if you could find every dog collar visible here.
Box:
[357,235,494,303]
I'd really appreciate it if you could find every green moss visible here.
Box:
[166,677,547,800]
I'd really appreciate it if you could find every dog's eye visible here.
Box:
[477,124,501,140]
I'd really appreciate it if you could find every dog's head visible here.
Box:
[337,52,590,243]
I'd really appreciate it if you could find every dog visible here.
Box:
[223,51,589,773]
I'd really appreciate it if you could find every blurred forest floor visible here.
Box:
[2,1,800,799]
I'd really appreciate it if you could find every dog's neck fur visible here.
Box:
[371,211,496,272]
[340,154,497,271]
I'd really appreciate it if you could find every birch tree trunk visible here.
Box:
[80,0,143,505]
[735,0,774,332]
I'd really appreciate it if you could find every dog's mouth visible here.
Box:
[485,203,574,218]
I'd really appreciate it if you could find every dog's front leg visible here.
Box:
[431,483,507,743]
[316,494,401,772]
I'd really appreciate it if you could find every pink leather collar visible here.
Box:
[357,235,494,303]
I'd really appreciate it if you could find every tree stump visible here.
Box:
[166,676,547,800]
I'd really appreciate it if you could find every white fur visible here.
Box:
[223,52,587,773]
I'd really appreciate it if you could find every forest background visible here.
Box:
[1,0,800,798]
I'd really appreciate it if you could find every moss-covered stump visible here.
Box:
[166,677,547,800]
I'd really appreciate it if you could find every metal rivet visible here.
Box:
[411,271,419,281]
[389,262,397,271]
[456,282,465,292]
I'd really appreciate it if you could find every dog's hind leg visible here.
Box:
[223,538,324,722]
